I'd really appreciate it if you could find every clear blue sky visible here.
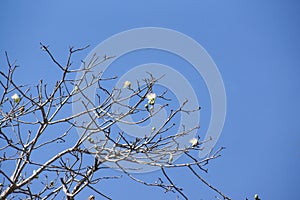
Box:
[1,1,300,199]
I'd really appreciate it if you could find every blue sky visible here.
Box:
[1,1,300,199]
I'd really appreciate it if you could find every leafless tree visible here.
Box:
[0,44,231,200]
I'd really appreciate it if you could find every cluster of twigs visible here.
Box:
[0,44,230,200]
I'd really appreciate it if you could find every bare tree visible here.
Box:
[0,44,230,200]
